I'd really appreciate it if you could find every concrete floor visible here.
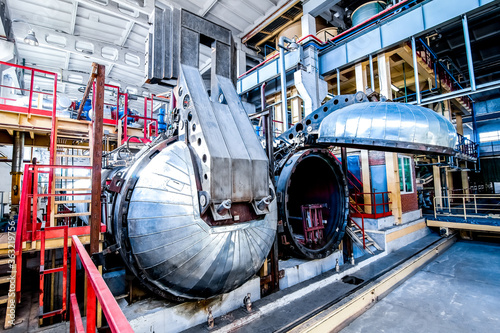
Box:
[184,233,445,332]
[342,240,500,333]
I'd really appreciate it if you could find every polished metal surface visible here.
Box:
[113,140,277,300]
[318,102,458,154]
[278,92,368,146]
[107,10,277,300]
[174,10,269,221]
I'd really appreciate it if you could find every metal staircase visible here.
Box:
[346,222,382,255]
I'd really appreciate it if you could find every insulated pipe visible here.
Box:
[411,36,421,105]
[11,131,25,208]
[462,14,476,92]
[278,36,294,132]
[11,131,24,174]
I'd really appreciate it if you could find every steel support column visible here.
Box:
[411,36,421,105]
[90,63,105,255]
[279,37,291,131]
[336,68,341,95]
[462,14,476,92]
[369,54,375,92]
[10,131,24,212]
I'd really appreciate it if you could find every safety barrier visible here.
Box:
[434,194,500,220]
[70,235,133,332]
[351,192,392,219]
[0,60,57,117]
[349,203,366,248]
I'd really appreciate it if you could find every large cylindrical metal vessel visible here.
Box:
[109,139,277,301]
[351,1,386,27]
[276,148,349,259]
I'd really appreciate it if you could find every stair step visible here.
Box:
[55,200,91,204]
[55,176,91,180]
[54,212,91,218]
[56,154,91,158]
[0,258,12,265]
[54,188,91,192]
[57,145,90,150]
[0,276,11,284]
[0,295,8,305]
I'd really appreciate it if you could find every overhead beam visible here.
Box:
[75,0,150,27]
[241,0,301,42]
[112,0,154,15]
[13,24,144,69]
[319,0,495,76]
[69,1,78,35]
[303,0,342,17]
[200,0,218,16]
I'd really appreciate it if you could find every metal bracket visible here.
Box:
[108,174,125,193]
[91,243,121,267]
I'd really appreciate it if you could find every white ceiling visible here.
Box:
[5,0,291,102]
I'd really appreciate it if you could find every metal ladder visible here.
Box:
[346,222,382,255]
[39,225,68,324]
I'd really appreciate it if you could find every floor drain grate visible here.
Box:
[342,275,364,285]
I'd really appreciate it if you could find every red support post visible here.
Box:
[143,97,148,139]
[32,166,38,242]
[70,294,84,333]
[122,94,128,145]
[28,69,34,116]
[62,226,68,319]
[39,229,45,318]
[86,277,97,333]
[71,236,133,333]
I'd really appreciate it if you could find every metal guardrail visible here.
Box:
[434,194,500,220]
[349,203,366,248]
[351,192,392,219]
[70,235,133,333]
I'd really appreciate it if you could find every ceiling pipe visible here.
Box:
[278,36,298,132]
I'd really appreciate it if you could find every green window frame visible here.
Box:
[398,155,414,194]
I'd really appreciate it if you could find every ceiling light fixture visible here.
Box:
[391,84,400,92]
[12,19,39,46]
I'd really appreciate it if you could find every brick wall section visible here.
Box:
[369,151,385,166]
[401,156,418,213]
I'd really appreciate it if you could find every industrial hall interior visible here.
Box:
[0,0,500,332]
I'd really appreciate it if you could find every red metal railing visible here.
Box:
[70,235,134,333]
[351,192,392,219]
[121,95,158,144]
[0,60,57,118]
[15,164,106,303]
[349,203,366,248]
[91,82,123,126]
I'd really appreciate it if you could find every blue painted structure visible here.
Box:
[370,165,389,215]
[237,0,496,95]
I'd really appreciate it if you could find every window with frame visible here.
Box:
[398,155,413,194]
